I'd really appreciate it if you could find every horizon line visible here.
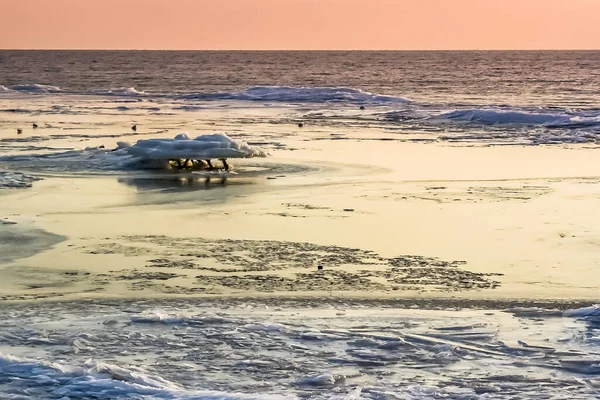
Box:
[2,48,600,52]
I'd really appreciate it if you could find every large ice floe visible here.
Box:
[118,133,268,170]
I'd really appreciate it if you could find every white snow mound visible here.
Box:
[121,133,268,160]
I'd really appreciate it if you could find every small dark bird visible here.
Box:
[131,124,137,131]
[298,122,303,128]
[317,265,323,270]
[32,123,38,129]
[17,128,22,134]
[360,105,365,110]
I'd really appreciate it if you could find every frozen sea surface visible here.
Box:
[0,300,599,399]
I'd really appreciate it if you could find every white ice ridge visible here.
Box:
[1,83,62,93]
[440,109,584,126]
[119,133,268,161]
[564,304,600,318]
[179,86,412,104]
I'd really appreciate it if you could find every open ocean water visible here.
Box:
[2,50,600,107]
[1,51,600,399]
[1,50,599,186]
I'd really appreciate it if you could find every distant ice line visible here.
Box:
[0,83,410,104]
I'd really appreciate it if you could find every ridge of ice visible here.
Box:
[564,304,600,318]
[179,86,411,104]
[5,83,62,93]
[439,108,595,126]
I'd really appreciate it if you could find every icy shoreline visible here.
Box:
[0,299,598,400]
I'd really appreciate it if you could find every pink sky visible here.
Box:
[1,0,599,50]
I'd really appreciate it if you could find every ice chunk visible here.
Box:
[297,373,340,387]
[122,133,268,160]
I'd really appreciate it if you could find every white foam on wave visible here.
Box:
[121,133,269,161]
[95,87,146,96]
[179,86,411,104]
[3,83,62,94]
[440,108,600,127]
[0,353,290,400]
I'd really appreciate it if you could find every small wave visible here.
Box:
[439,108,600,127]
[95,87,146,96]
[4,83,62,94]
[1,84,409,105]
[179,86,411,104]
